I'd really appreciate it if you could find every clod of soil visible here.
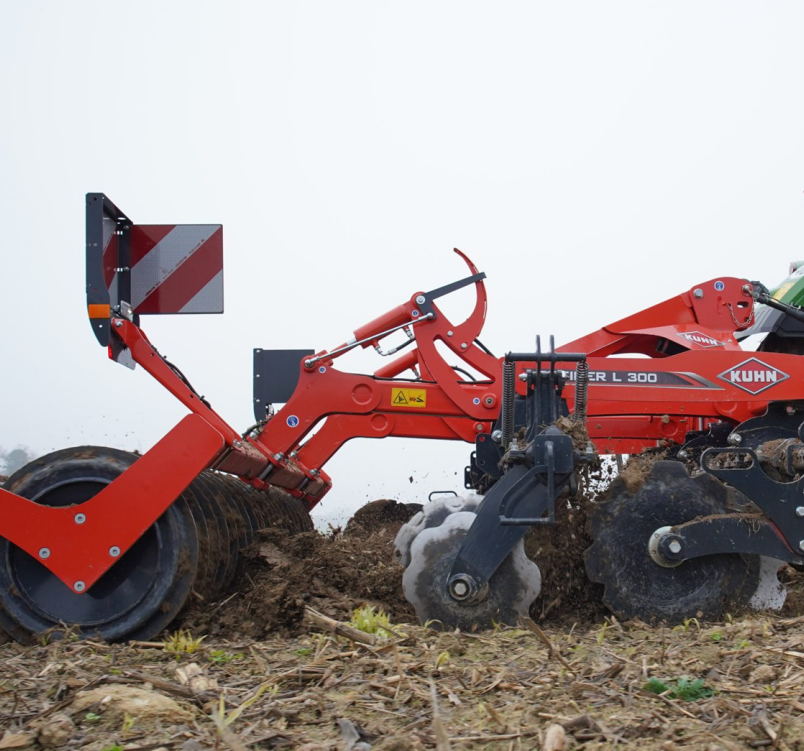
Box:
[343,498,417,538]
[71,685,193,723]
[617,450,667,493]
[36,714,75,748]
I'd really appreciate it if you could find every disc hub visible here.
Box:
[648,526,684,568]
[448,573,481,602]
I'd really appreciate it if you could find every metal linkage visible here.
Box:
[747,282,804,325]
[303,314,434,369]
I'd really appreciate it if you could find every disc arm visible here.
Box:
[702,447,804,557]
[448,440,574,600]
[654,513,803,566]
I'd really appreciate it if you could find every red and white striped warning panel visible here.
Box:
[102,224,223,315]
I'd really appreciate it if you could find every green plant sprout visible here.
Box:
[643,676,714,701]
[162,629,205,659]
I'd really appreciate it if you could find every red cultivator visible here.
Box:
[0,193,803,641]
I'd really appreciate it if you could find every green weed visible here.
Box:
[643,676,714,701]
[209,649,243,664]
[162,629,205,659]
[350,605,396,639]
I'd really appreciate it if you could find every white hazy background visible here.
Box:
[2,2,803,527]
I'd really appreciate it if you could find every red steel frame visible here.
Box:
[0,252,796,593]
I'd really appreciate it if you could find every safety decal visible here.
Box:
[717,358,789,395]
[391,387,427,408]
[714,280,725,291]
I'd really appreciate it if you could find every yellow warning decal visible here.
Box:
[391,387,427,408]
[774,282,795,301]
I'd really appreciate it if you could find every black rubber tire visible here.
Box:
[585,461,759,624]
[0,446,199,643]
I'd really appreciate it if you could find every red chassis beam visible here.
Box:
[0,258,798,593]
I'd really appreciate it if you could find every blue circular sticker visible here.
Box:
[714,280,725,291]
[286,415,299,428]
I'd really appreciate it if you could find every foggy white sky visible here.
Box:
[2,2,804,525]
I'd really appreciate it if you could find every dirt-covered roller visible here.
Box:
[0,447,311,642]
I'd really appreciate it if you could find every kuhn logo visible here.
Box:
[680,331,723,348]
[717,358,789,394]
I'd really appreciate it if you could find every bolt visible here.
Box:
[484,396,494,406]
[415,295,426,305]
[491,430,503,442]
[668,540,682,554]
[109,546,121,557]
[233,440,243,449]
[74,513,86,525]
[74,581,86,592]
[39,548,50,559]
[447,330,454,337]
[273,453,284,461]
[728,433,742,445]
[310,469,319,476]
[677,450,689,460]
[693,288,704,298]
[460,342,467,349]
[452,580,468,597]
[519,373,527,381]
[475,423,483,432]
[114,320,123,328]
[796,507,804,518]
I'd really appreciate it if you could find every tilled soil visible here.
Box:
[180,506,416,641]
